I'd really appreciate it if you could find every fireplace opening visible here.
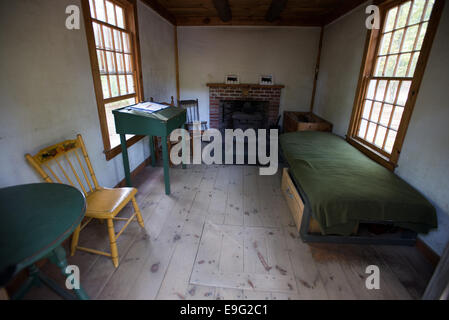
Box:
[219,100,269,131]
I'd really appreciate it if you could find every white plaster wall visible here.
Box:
[314,2,449,255]
[0,0,175,188]
[313,3,370,137]
[137,1,176,102]
[177,26,321,123]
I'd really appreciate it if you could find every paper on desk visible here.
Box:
[130,102,168,113]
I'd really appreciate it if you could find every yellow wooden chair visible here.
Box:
[25,134,144,268]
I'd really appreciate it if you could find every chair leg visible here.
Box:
[132,197,145,228]
[106,218,119,268]
[70,224,81,256]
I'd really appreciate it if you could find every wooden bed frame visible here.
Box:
[281,167,417,246]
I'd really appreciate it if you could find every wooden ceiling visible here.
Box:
[143,0,368,26]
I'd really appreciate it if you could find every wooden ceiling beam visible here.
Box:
[265,0,288,22]
[212,0,232,22]
[140,0,177,25]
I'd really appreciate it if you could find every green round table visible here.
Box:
[0,183,88,300]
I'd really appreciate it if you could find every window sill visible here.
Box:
[346,136,396,171]
[104,135,145,161]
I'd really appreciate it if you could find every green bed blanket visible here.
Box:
[279,131,437,236]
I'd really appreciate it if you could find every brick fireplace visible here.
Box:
[207,83,284,129]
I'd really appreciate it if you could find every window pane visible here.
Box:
[379,33,392,55]
[116,6,125,29]
[366,122,377,143]
[375,80,387,101]
[358,119,368,138]
[408,52,420,77]
[103,26,113,50]
[114,30,123,52]
[109,75,119,97]
[402,25,419,52]
[362,100,372,119]
[424,0,435,21]
[94,0,106,22]
[101,75,110,99]
[409,0,427,25]
[116,53,125,73]
[371,102,382,122]
[106,51,115,73]
[375,126,387,148]
[375,57,386,76]
[391,106,404,130]
[127,75,135,93]
[89,0,96,18]
[97,50,106,73]
[119,75,127,94]
[106,1,116,26]
[384,55,398,76]
[122,33,130,53]
[385,81,399,104]
[396,2,411,29]
[395,53,411,77]
[380,104,393,126]
[125,54,133,73]
[92,23,104,48]
[416,22,428,50]
[384,130,397,153]
[384,7,398,33]
[390,29,404,54]
[397,81,411,106]
[105,97,136,148]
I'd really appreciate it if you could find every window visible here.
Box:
[82,0,144,160]
[347,0,443,170]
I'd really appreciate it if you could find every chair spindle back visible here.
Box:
[25,134,99,197]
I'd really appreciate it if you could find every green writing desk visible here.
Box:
[0,183,88,300]
[113,105,187,195]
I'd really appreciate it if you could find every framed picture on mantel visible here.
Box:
[259,75,274,85]
[225,75,239,84]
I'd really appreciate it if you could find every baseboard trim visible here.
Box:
[115,157,152,188]
[416,238,440,268]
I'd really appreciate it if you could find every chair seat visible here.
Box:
[86,187,137,218]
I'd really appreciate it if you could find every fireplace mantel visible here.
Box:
[206,83,285,89]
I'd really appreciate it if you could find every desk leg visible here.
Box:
[120,134,131,187]
[161,135,170,195]
[182,124,187,170]
[149,135,156,167]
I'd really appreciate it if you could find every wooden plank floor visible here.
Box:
[24,165,434,300]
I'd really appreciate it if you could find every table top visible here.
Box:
[0,183,85,275]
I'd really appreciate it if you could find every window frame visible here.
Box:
[347,0,444,171]
[81,0,145,160]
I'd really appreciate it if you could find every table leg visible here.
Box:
[182,124,187,170]
[161,135,170,195]
[48,245,89,300]
[10,264,40,300]
[149,135,156,167]
[120,134,132,187]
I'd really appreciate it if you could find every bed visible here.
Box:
[279,131,437,245]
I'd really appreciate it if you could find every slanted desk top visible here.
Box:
[113,104,187,195]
